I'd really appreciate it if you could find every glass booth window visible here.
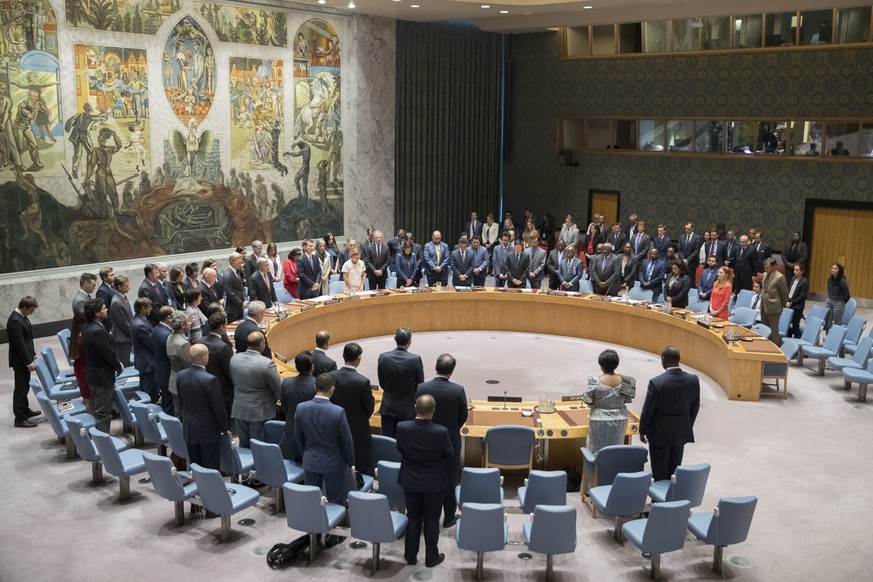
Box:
[640,120,666,151]
[644,21,669,53]
[672,19,699,52]
[697,121,724,153]
[802,10,834,44]
[565,26,591,57]
[561,119,586,151]
[702,16,731,50]
[614,120,638,150]
[837,7,871,43]
[727,121,756,153]
[734,15,763,48]
[587,119,612,149]
[592,24,615,55]
[823,123,860,156]
[765,12,797,46]
[618,23,642,53]
[861,123,873,157]
[666,120,694,151]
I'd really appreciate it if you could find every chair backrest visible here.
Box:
[328,280,345,295]
[250,439,287,487]
[35,391,66,439]
[283,482,334,534]
[844,316,867,345]
[780,339,799,360]
[663,463,710,507]
[527,505,577,555]
[851,336,873,367]
[628,287,654,302]
[264,420,285,445]
[778,308,792,336]
[158,412,189,460]
[640,500,692,554]
[728,307,757,327]
[821,325,847,354]
[520,470,567,514]
[458,468,503,506]
[807,305,829,324]
[129,402,165,445]
[40,347,62,381]
[142,451,188,502]
[67,415,100,462]
[57,329,74,365]
[113,387,137,427]
[590,445,649,487]
[348,491,397,543]
[90,428,125,476]
[483,425,535,467]
[375,460,405,510]
[370,434,402,467]
[800,316,824,344]
[603,471,652,516]
[734,289,756,310]
[578,280,594,294]
[273,282,294,304]
[700,496,758,546]
[329,273,341,283]
[455,503,506,553]
[750,323,771,339]
[842,298,857,325]
[34,359,56,392]
[687,299,709,314]
[191,463,234,515]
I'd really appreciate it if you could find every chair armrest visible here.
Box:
[581,447,596,464]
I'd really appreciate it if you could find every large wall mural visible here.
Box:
[194,1,286,47]
[228,56,283,173]
[64,0,180,34]
[163,15,215,125]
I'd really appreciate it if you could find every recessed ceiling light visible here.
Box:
[411,4,419,7]
[318,0,325,4]
[481,5,490,8]
[348,1,355,7]
[524,12,532,15]
[584,5,593,9]
[500,10,508,14]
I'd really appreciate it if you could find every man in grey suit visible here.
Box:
[222,252,248,323]
[229,331,281,447]
[313,330,338,376]
[491,232,512,287]
[470,236,489,287]
[280,350,316,462]
[243,240,263,280]
[526,235,547,290]
[108,275,133,366]
[450,237,474,287]
[176,344,230,470]
[505,239,531,288]
[330,343,375,475]
[195,313,235,425]
[546,239,567,290]
[630,221,653,262]
[557,246,584,292]
[590,242,621,296]
[377,327,425,438]
[72,272,97,315]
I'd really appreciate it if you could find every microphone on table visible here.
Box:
[503,390,507,410]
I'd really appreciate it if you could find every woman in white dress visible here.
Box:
[316,240,332,295]
[341,250,366,293]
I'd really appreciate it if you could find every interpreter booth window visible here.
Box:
[618,23,642,54]
[697,121,724,153]
[672,19,700,52]
[593,24,616,55]
[702,16,731,50]
[587,119,612,149]
[765,12,798,46]
[787,121,825,156]
[614,120,638,150]
[560,118,586,152]
[639,120,666,151]
[861,123,873,157]
[801,10,834,44]
[726,121,756,153]
[666,120,694,151]
[565,26,592,57]
[734,15,763,48]
[755,122,786,154]
[837,7,871,43]
[823,123,860,156]
[644,20,670,53]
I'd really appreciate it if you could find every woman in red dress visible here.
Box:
[283,248,303,300]
[708,266,733,320]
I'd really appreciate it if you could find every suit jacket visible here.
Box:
[82,320,121,387]
[702,240,724,265]
[482,222,499,246]
[665,274,692,308]
[72,289,91,316]
[505,250,530,283]
[243,252,260,280]
[679,233,703,270]
[696,267,719,300]
[222,266,246,323]
[783,240,808,268]
[450,248,475,285]
[297,253,322,299]
[247,271,277,308]
[131,318,155,366]
[492,243,512,278]
[312,348,338,377]
[415,377,468,435]
[733,245,757,285]
[652,235,672,258]
[788,277,809,311]
[557,256,584,291]
[722,240,739,269]
[396,419,453,493]
[138,278,167,325]
[230,349,281,422]
[151,322,173,388]
[167,332,192,395]
[546,248,563,279]
[630,232,653,260]
[330,366,375,444]
[606,231,628,254]
[754,241,772,268]
[423,241,450,274]
[295,396,355,474]
[639,258,666,298]
[234,318,272,358]
[464,220,483,240]
[639,368,700,447]
[761,270,789,315]
[195,333,235,407]
[176,365,229,444]
[619,254,638,287]
[590,253,621,295]
[558,224,580,248]
[108,292,132,342]
[471,246,489,277]
[395,252,419,284]
[198,281,221,315]
[527,246,547,285]
[96,283,114,331]
[377,347,425,420]
[280,374,316,461]
[6,310,35,370]
[364,242,391,274]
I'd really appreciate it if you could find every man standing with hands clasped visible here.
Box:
[759,258,789,345]
[638,346,700,482]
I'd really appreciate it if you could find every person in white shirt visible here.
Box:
[342,250,366,293]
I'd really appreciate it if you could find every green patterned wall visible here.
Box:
[503,32,873,247]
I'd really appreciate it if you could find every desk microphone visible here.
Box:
[503,391,507,410]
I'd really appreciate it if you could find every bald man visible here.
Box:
[176,344,230,470]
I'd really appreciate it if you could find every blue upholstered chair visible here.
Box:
[580,444,648,502]
[622,500,692,581]
[250,439,304,513]
[158,412,189,469]
[777,307,793,340]
[840,317,867,356]
[728,306,757,328]
[794,315,825,359]
[142,451,198,526]
[328,280,345,295]
[341,466,374,501]
[35,359,80,402]
[750,323,771,339]
[283,482,347,563]
[688,496,758,576]
[65,415,122,485]
[219,433,254,483]
[274,281,294,304]
[522,505,577,581]
[733,289,756,310]
[329,273,341,283]
[648,463,710,507]
[35,390,93,459]
[129,401,168,455]
[369,434,402,469]
[801,306,829,338]
[845,326,873,357]
[112,387,153,446]
[686,299,709,314]
[517,470,567,514]
[264,420,286,445]
[628,287,654,302]
[191,463,260,542]
[841,298,857,325]
[578,280,594,294]
[455,503,508,580]
[90,427,147,501]
[29,379,87,416]
[347,491,409,574]
[375,460,405,510]
[483,425,535,472]
[588,470,653,540]
[800,324,847,375]
[828,336,873,375]
[843,358,873,403]
[56,328,75,366]
[40,347,77,384]
[455,467,505,508]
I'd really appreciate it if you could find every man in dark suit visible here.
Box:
[243,240,263,280]
[696,255,720,302]
[108,276,133,366]
[222,252,248,323]
[590,243,621,296]
[630,221,653,262]
[639,248,666,301]
[470,236,489,287]
[782,230,808,286]
[505,239,530,288]
[297,238,323,299]
[151,305,175,414]
[652,224,672,258]
[195,313,235,425]
[7,296,40,427]
[450,237,474,287]
[176,344,230,470]
[491,232,512,288]
[545,239,567,290]
[733,234,757,293]
[526,236,548,290]
[364,230,391,290]
[396,394,453,568]
[606,223,627,254]
[330,343,375,475]
[296,373,355,504]
[415,354,468,527]
[377,327,425,438]
[198,268,222,316]
[423,231,450,286]
[73,272,97,316]
[138,264,167,326]
[234,301,272,358]
[248,257,277,308]
[387,229,406,261]
[82,299,124,433]
[280,351,316,462]
[312,330,338,376]
[722,231,739,270]
[753,230,772,271]
[95,267,115,332]
[131,297,156,401]
[639,346,700,482]
[463,211,483,241]
[679,222,703,275]
[702,229,724,265]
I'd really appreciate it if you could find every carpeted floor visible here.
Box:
[0,301,871,581]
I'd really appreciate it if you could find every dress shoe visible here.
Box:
[25,409,41,418]
[425,553,445,568]
[442,516,456,528]
[14,419,37,428]
[405,555,417,566]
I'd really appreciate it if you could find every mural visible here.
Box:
[163,15,215,125]
[194,1,286,47]
[229,56,283,174]
[64,0,180,34]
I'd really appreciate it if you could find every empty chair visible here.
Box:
[66,415,122,484]
[219,433,254,483]
[56,328,75,366]
[840,316,867,355]
[841,298,857,325]
[375,460,405,510]
[686,299,709,314]
[113,387,147,445]
[369,434,402,469]
[803,306,829,335]
[728,306,757,328]
[517,470,567,514]
[341,466,374,500]
[347,491,409,574]
[793,315,826,362]
[329,273,341,283]
[845,326,873,357]
[622,500,692,581]
[159,412,189,468]
[800,324,847,375]
[264,420,285,445]
[688,496,758,576]
[250,439,304,512]
[35,390,94,459]
[628,287,654,302]
[588,470,652,540]
[455,503,507,580]
[274,281,294,304]
[777,307,793,340]
[828,336,873,374]
[522,505,577,581]
[648,463,710,507]
[191,463,260,542]
[483,425,535,472]
[35,359,80,402]
[733,289,756,310]
[762,340,797,399]
[750,323,771,339]
[580,444,648,498]
[129,401,168,455]
[843,358,873,403]
[142,451,198,526]
[328,280,345,295]
[90,427,147,501]
[578,280,594,294]
[29,379,87,416]
[455,467,505,507]
[283,482,347,563]
[40,346,76,384]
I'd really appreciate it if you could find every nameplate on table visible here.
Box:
[296,304,316,312]
[696,319,712,329]
[561,394,585,401]
[454,286,475,292]
[409,287,432,293]
[273,352,288,364]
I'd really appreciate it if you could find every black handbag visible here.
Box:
[266,536,310,569]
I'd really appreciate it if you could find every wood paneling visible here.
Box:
[809,207,873,298]
[590,191,619,224]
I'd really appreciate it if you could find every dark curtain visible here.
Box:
[395,20,503,244]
